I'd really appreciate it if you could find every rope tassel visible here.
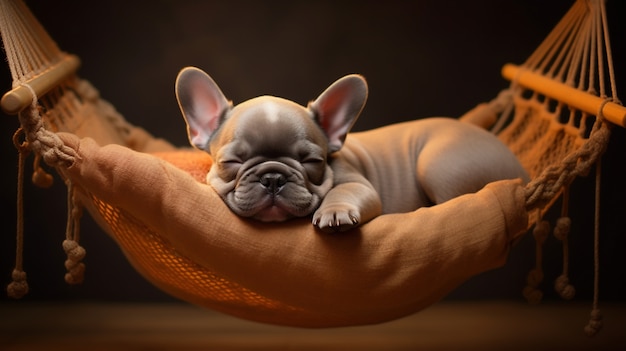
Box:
[31,154,54,188]
[523,218,550,304]
[553,191,576,301]
[6,83,86,293]
[7,269,28,299]
[63,240,86,285]
[7,128,30,299]
[63,182,85,285]
[584,159,604,337]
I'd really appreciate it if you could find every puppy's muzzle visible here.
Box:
[260,173,287,195]
[249,161,298,195]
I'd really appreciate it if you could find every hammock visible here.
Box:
[1,0,623,333]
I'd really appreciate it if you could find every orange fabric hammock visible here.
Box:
[54,133,527,327]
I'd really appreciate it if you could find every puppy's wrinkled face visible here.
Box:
[207,97,334,221]
[176,67,367,223]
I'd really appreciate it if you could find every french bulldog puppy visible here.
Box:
[175,67,528,232]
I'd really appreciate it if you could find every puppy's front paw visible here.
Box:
[312,205,361,233]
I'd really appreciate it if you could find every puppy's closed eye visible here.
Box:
[220,159,243,165]
[217,158,243,178]
[298,156,326,184]
[301,156,324,164]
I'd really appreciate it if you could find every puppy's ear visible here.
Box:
[309,74,368,153]
[175,67,232,150]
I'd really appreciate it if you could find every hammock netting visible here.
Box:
[1,0,623,333]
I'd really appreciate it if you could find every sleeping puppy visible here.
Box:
[175,67,528,232]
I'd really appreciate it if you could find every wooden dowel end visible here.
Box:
[1,54,81,115]
[502,63,626,128]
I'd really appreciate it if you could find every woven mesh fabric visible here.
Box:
[498,96,586,180]
[81,151,319,326]
[88,197,316,325]
[494,92,611,216]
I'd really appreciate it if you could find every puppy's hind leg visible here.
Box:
[416,135,526,205]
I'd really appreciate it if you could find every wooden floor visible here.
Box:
[1,300,624,350]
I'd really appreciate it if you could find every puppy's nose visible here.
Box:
[260,173,287,194]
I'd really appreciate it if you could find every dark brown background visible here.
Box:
[1,0,624,304]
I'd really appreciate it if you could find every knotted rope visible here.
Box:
[7,83,84,298]
[523,117,611,211]
[63,181,85,285]
[16,84,78,167]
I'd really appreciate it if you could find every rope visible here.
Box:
[488,89,516,134]
[63,181,86,285]
[523,216,549,304]
[553,189,575,300]
[599,0,620,104]
[6,77,83,298]
[584,141,603,337]
[0,0,63,84]
[31,154,54,188]
[17,83,78,168]
[523,117,610,210]
[6,128,30,299]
